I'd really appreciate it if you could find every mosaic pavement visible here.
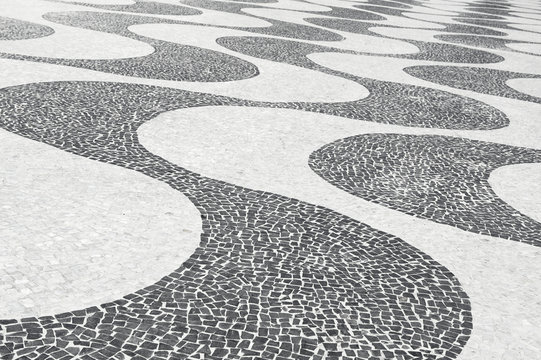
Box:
[0,0,540,359]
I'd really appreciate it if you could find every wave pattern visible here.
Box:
[0,16,54,40]
[0,0,539,359]
[309,133,541,246]
[0,81,471,360]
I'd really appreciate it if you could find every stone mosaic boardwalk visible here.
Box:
[0,0,540,359]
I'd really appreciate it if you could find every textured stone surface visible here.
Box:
[0,11,260,82]
[404,66,541,104]
[309,133,541,246]
[0,81,471,360]
[0,0,540,359]
[0,129,202,319]
[0,16,54,40]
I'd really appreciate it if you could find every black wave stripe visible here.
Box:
[455,17,539,31]
[0,11,259,82]
[402,40,504,62]
[304,17,505,63]
[178,0,386,21]
[175,0,346,41]
[54,0,203,15]
[55,6,344,42]
[436,34,541,55]
[365,0,413,9]
[456,0,541,21]
[237,17,344,41]
[404,65,541,103]
[216,36,509,130]
[465,5,514,16]
[0,81,471,360]
[307,16,507,37]
[443,23,506,36]
[353,4,404,16]
[68,0,345,42]
[309,133,541,247]
[178,0,258,14]
[457,12,506,20]
[0,16,55,40]
[230,0,279,3]
[314,6,386,21]
[1,8,506,130]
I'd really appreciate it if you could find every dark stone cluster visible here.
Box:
[0,11,260,82]
[435,34,541,56]
[0,81,472,359]
[404,66,541,104]
[1,4,512,131]
[57,0,204,16]
[309,133,541,247]
[455,17,523,31]
[0,16,54,40]
[216,36,509,130]
[0,1,518,131]
[305,17,506,63]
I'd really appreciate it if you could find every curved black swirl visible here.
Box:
[310,133,541,247]
[436,34,541,56]
[55,0,203,15]
[0,16,55,40]
[0,81,472,359]
[404,65,541,104]
[217,36,509,130]
[304,17,506,62]
[0,11,259,82]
